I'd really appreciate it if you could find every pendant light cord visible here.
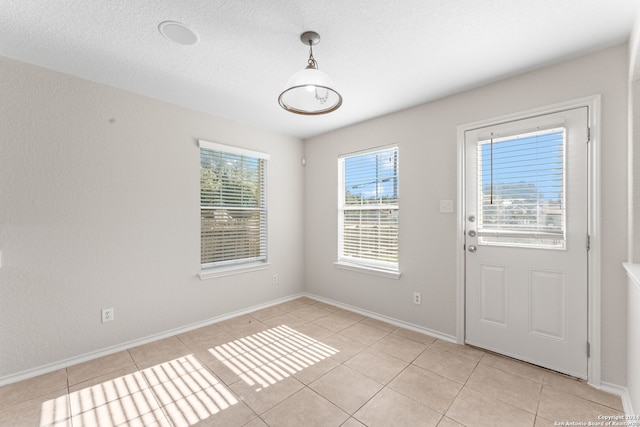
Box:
[307,43,319,69]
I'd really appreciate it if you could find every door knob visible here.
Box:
[468,245,477,253]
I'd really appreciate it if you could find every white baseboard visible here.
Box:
[8,287,626,416]
[1,291,456,387]
[302,292,457,343]
[0,293,305,387]
[599,381,635,416]
[5,288,630,419]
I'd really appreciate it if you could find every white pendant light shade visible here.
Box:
[278,67,342,115]
[278,31,343,115]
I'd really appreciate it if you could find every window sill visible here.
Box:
[199,262,270,280]
[334,261,401,279]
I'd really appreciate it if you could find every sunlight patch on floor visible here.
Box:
[210,325,339,391]
[40,355,236,427]
[39,325,338,426]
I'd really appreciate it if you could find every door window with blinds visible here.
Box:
[338,146,399,272]
[199,140,268,269]
[476,127,566,249]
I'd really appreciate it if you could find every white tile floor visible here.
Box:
[0,297,625,426]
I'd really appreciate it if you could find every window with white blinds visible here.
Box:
[199,140,268,269]
[338,146,399,271]
[477,127,566,249]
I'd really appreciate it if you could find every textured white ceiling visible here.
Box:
[1,0,638,139]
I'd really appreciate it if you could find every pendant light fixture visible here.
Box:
[278,31,343,115]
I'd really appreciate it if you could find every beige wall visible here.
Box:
[0,56,305,379]
[0,43,631,388]
[304,44,629,385]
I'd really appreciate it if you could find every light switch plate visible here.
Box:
[440,200,454,213]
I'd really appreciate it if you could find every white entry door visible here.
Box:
[465,107,589,379]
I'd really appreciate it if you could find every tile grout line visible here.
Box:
[440,348,485,425]
[458,353,547,422]
[331,328,440,425]
[322,318,469,425]
[533,370,548,424]
[126,348,174,427]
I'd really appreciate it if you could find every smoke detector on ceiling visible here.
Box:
[158,21,199,46]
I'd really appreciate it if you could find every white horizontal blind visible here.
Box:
[339,146,399,270]
[200,144,267,268]
[477,127,565,249]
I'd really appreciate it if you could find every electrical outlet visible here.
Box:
[439,200,454,213]
[272,274,278,284]
[101,307,114,323]
[413,292,422,305]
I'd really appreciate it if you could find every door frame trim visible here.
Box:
[455,95,602,385]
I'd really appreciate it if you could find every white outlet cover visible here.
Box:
[102,308,114,323]
[439,200,454,213]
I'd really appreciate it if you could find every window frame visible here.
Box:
[199,140,270,279]
[336,145,401,279]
